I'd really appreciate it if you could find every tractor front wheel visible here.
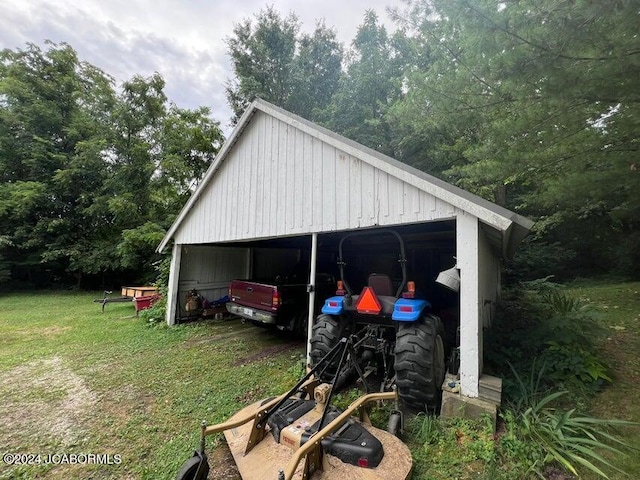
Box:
[394,315,446,411]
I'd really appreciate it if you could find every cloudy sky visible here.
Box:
[0,0,400,132]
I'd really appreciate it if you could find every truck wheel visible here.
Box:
[309,314,347,382]
[394,315,446,411]
[288,310,309,339]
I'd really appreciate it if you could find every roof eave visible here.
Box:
[156,102,260,252]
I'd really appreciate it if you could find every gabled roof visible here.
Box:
[158,98,533,256]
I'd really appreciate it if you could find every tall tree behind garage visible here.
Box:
[389,0,640,278]
[225,6,343,124]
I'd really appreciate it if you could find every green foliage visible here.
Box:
[499,410,547,476]
[139,294,167,325]
[286,355,306,381]
[225,6,342,123]
[504,238,576,282]
[389,0,640,277]
[409,413,498,478]
[158,105,223,197]
[501,379,637,479]
[484,282,640,478]
[411,411,442,446]
[0,42,223,288]
[138,252,173,325]
[407,364,637,479]
[319,11,410,157]
[485,280,611,397]
[117,222,166,272]
[0,235,11,283]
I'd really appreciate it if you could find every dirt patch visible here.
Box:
[543,466,576,479]
[12,325,72,337]
[231,342,302,367]
[208,442,242,480]
[0,356,97,448]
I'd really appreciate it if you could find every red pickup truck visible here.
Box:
[226,273,334,336]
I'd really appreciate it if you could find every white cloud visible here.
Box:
[0,0,398,131]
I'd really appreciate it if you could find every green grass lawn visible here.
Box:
[0,283,638,479]
[568,281,640,479]
[0,292,304,479]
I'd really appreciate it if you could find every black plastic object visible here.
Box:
[267,398,384,468]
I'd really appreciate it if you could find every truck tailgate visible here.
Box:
[229,280,276,311]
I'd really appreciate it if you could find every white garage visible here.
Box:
[157,98,533,401]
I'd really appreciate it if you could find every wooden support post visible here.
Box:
[166,243,182,326]
[457,213,481,397]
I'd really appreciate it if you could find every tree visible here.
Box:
[0,43,224,287]
[391,0,640,276]
[88,73,224,282]
[225,6,343,123]
[289,20,343,120]
[157,104,224,200]
[0,42,117,285]
[320,11,410,157]
[115,103,224,277]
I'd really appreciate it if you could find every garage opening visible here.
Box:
[172,221,458,329]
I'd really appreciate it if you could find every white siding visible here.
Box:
[174,111,461,245]
[478,224,501,329]
[177,245,249,314]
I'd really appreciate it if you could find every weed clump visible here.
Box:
[485,278,610,398]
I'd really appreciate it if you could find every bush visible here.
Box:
[138,253,171,325]
[504,239,576,282]
[485,278,610,399]
[139,295,167,325]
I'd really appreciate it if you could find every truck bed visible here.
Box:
[226,274,335,334]
[226,279,308,328]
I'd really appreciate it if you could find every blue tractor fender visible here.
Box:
[321,296,345,315]
[392,298,431,322]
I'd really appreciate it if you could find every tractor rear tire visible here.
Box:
[309,314,347,382]
[394,314,446,411]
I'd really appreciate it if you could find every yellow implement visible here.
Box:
[176,338,413,480]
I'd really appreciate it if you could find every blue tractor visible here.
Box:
[310,229,449,411]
